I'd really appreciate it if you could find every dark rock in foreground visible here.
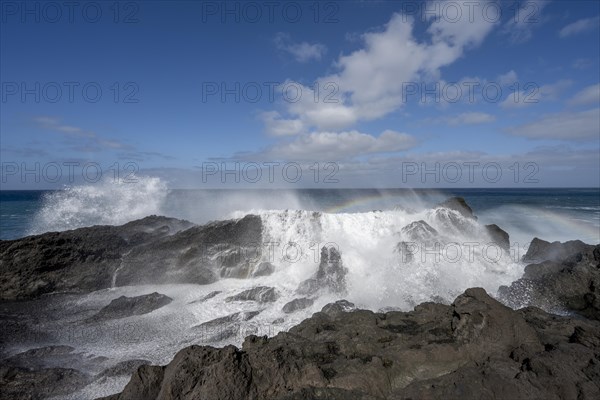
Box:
[321,299,356,317]
[98,359,151,378]
[499,238,600,320]
[86,292,173,322]
[99,288,600,400]
[0,345,108,399]
[1,365,91,400]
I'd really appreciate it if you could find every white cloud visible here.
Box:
[269,2,499,133]
[508,108,600,140]
[274,33,327,63]
[559,16,600,38]
[244,130,417,161]
[539,80,574,99]
[567,83,600,106]
[446,112,496,125]
[501,0,549,43]
[500,79,572,109]
[497,70,518,86]
[260,111,305,136]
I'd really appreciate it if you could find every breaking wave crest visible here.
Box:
[29,177,168,234]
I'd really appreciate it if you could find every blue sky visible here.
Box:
[1,0,599,188]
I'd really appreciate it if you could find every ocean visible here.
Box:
[1,181,599,399]
[1,182,599,245]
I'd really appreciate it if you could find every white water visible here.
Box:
[15,176,599,399]
[29,177,168,234]
[246,208,525,309]
[42,205,528,399]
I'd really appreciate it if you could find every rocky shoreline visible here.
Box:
[99,235,599,400]
[1,198,598,399]
[102,287,600,400]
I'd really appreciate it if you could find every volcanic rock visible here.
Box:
[86,292,173,322]
[225,287,279,303]
[282,298,314,314]
[485,223,511,251]
[0,215,262,300]
[400,220,438,242]
[437,196,477,219]
[99,288,600,400]
[297,247,348,296]
[499,238,600,320]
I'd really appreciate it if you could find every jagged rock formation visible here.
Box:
[499,238,600,320]
[400,220,438,242]
[1,198,598,399]
[485,223,511,252]
[437,196,477,219]
[99,287,600,400]
[0,215,262,300]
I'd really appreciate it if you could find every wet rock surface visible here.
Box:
[100,287,600,400]
[282,298,315,314]
[297,247,348,296]
[0,215,262,300]
[1,198,599,399]
[499,238,600,320]
[485,223,511,251]
[400,220,438,242]
[251,261,276,277]
[225,286,279,303]
[192,311,262,342]
[0,345,109,399]
[437,196,477,219]
[1,365,92,400]
[86,292,173,322]
[97,359,151,378]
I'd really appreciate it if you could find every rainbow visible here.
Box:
[517,206,600,244]
[323,190,439,214]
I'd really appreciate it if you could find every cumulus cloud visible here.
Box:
[260,111,305,136]
[268,1,499,133]
[567,83,600,107]
[274,33,327,63]
[507,108,600,140]
[559,16,600,38]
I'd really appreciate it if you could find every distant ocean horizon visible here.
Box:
[1,185,599,244]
